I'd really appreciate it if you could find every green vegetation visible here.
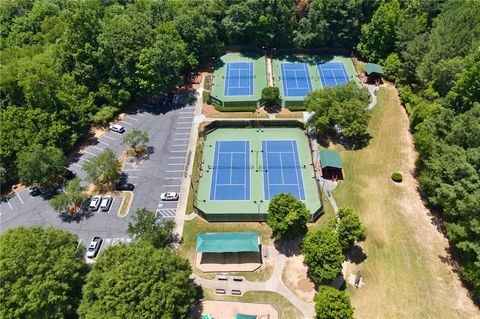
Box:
[337,206,367,251]
[301,228,344,285]
[213,104,257,112]
[267,193,309,240]
[305,82,370,143]
[286,106,307,111]
[121,129,149,157]
[16,144,65,188]
[314,286,354,319]
[0,226,87,319]
[50,178,86,213]
[391,172,403,183]
[78,242,196,319]
[127,208,175,249]
[82,149,120,190]
[261,86,279,106]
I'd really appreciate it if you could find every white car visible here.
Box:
[86,237,102,258]
[160,192,179,201]
[100,196,113,212]
[109,124,125,133]
[89,195,102,211]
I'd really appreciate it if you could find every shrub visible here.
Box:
[202,90,210,103]
[213,103,257,112]
[262,86,280,105]
[391,172,403,182]
[287,105,307,111]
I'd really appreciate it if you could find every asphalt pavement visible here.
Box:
[0,98,195,245]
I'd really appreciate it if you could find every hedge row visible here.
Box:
[213,103,257,112]
[287,106,307,111]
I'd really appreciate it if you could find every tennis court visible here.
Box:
[262,140,305,200]
[209,141,250,201]
[281,63,313,97]
[317,61,350,88]
[224,62,254,96]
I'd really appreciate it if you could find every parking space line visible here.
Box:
[127,176,139,179]
[179,111,194,114]
[177,122,192,125]
[5,198,13,210]
[167,163,184,165]
[165,177,182,180]
[166,170,183,173]
[103,135,116,141]
[170,151,186,153]
[121,120,133,126]
[92,146,103,151]
[81,158,92,163]
[98,140,110,146]
[107,198,115,214]
[16,192,24,205]
[169,156,185,159]
[123,169,140,172]
[126,116,138,121]
[83,150,97,156]
[72,163,82,168]
[174,138,189,141]
[162,184,181,187]
[174,132,190,135]
[172,144,188,147]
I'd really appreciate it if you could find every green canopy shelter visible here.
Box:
[196,232,260,253]
[364,63,384,75]
[319,150,343,180]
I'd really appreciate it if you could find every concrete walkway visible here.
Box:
[366,84,380,110]
[193,243,315,319]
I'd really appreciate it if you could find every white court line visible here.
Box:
[126,116,138,121]
[16,192,24,205]
[5,199,13,210]
[121,121,133,126]
[92,146,103,151]
[83,150,96,156]
[98,140,110,146]
[164,177,182,180]
[103,135,116,140]
[166,170,183,173]
[72,163,82,168]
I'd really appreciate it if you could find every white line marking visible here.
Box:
[72,163,82,168]
[174,133,190,135]
[164,177,182,180]
[126,116,138,121]
[162,184,180,187]
[123,169,140,172]
[179,116,193,119]
[170,151,186,153]
[166,170,183,173]
[83,150,96,156]
[175,127,191,130]
[169,157,185,159]
[177,122,192,125]
[106,198,115,214]
[127,176,139,179]
[81,158,91,162]
[92,146,103,151]
[172,144,187,147]
[98,140,110,146]
[167,163,184,165]
[121,121,133,126]
[103,135,116,140]
[174,138,189,141]
[16,192,24,204]
[6,198,13,210]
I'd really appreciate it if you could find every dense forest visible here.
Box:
[1,0,479,301]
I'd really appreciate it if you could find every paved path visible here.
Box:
[193,243,315,319]
[366,84,380,110]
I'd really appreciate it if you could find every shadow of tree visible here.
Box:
[273,235,304,257]
[344,244,367,264]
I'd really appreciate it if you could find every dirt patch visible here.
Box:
[282,255,315,303]
[276,108,304,118]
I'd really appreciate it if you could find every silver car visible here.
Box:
[86,237,102,258]
[109,124,125,133]
[160,192,179,201]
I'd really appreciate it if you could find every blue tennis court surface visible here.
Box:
[317,62,350,88]
[281,63,313,97]
[224,62,254,96]
[262,140,305,200]
[210,141,250,200]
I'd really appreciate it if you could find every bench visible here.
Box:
[231,290,242,295]
[233,276,243,282]
[215,289,226,294]
[217,275,228,281]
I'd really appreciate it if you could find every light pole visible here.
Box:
[253,200,264,221]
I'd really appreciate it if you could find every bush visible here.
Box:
[92,106,118,125]
[391,172,403,182]
[202,90,210,103]
[213,103,257,112]
[262,86,280,105]
[287,105,307,111]
[383,53,401,81]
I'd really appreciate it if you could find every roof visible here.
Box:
[320,150,342,169]
[236,314,257,319]
[365,63,384,75]
[196,232,260,253]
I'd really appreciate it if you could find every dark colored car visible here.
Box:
[27,186,41,197]
[116,182,134,191]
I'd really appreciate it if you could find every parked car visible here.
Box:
[160,192,179,201]
[116,182,134,191]
[86,236,103,258]
[100,195,113,212]
[89,195,102,211]
[109,124,125,133]
[27,186,41,197]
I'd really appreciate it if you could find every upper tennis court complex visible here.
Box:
[195,127,322,221]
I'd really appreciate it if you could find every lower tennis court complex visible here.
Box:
[196,127,322,221]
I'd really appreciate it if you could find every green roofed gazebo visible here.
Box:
[196,232,260,253]
[364,63,383,75]
[236,314,257,319]
[319,150,343,180]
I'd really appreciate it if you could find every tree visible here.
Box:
[314,286,354,319]
[82,148,120,189]
[357,0,405,61]
[267,193,310,239]
[50,178,86,213]
[261,86,280,106]
[305,82,370,141]
[337,206,367,250]
[383,53,401,81]
[16,143,65,188]
[0,165,6,185]
[301,228,344,284]
[127,208,175,248]
[122,129,149,156]
[0,226,87,319]
[78,242,197,319]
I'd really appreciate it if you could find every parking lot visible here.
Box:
[0,97,195,245]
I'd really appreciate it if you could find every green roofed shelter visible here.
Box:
[365,63,384,75]
[196,232,260,253]
[320,150,343,180]
[236,314,257,319]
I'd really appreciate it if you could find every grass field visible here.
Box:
[201,289,303,319]
[329,87,478,318]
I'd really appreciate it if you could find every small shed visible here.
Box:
[319,150,343,180]
[364,63,384,84]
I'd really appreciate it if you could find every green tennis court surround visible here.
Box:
[194,125,323,221]
[196,232,260,253]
